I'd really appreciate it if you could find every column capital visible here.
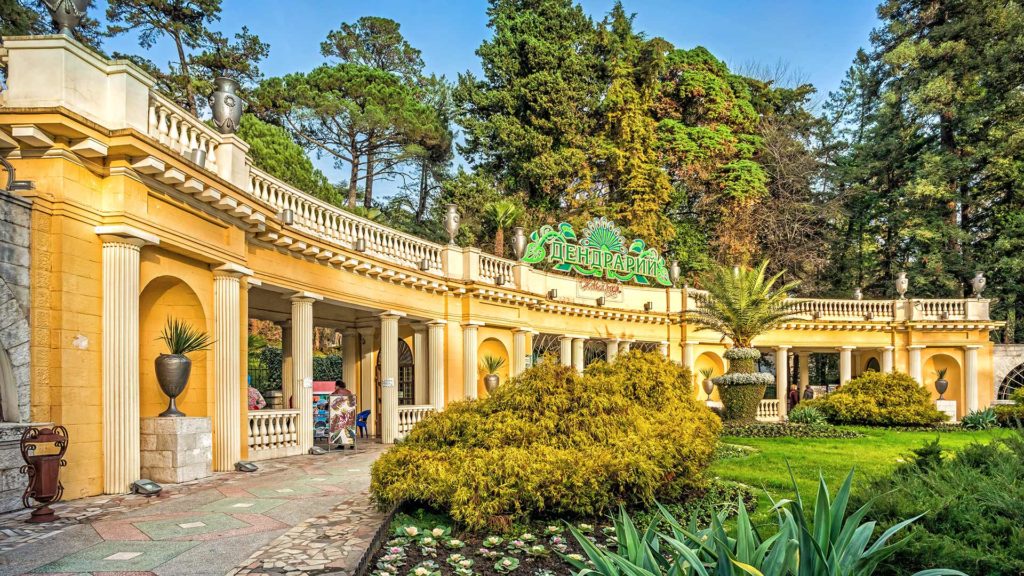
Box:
[684,340,700,346]
[244,277,261,290]
[95,224,160,246]
[356,325,376,336]
[604,337,621,343]
[427,319,448,327]
[212,262,254,278]
[838,345,857,351]
[411,323,428,333]
[775,345,792,351]
[461,320,485,329]
[286,291,323,302]
[882,345,895,351]
[379,310,406,320]
[513,326,535,334]
[907,345,926,350]
[964,345,983,350]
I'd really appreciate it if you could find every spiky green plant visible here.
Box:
[936,367,948,379]
[481,354,506,375]
[565,468,966,576]
[690,260,801,348]
[699,367,714,380]
[484,199,524,258]
[158,317,213,355]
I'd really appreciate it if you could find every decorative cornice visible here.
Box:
[95,224,160,245]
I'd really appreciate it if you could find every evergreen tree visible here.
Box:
[235,114,340,205]
[0,0,103,50]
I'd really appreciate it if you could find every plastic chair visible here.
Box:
[356,410,370,438]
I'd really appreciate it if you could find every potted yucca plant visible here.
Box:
[481,355,507,394]
[156,318,213,417]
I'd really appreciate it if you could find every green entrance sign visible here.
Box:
[521,217,671,287]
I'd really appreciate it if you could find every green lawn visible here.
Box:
[711,426,1008,523]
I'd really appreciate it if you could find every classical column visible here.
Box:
[512,328,530,376]
[427,320,446,411]
[342,328,358,396]
[97,226,157,494]
[279,321,293,408]
[605,339,620,363]
[682,341,696,372]
[291,293,320,452]
[776,346,791,418]
[964,345,981,412]
[212,263,251,472]
[838,346,855,385]
[881,346,895,374]
[798,351,810,397]
[358,326,376,430]
[572,337,585,372]
[852,351,863,378]
[379,311,404,444]
[658,341,670,358]
[620,340,632,354]
[908,345,925,384]
[413,324,427,405]
[462,321,482,399]
[559,336,573,367]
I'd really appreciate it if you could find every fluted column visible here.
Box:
[620,340,632,354]
[98,226,157,494]
[357,326,376,431]
[682,341,696,371]
[379,311,404,444]
[512,328,530,376]
[572,337,585,372]
[463,321,482,399]
[908,345,925,384]
[776,346,790,418]
[964,345,981,412]
[427,320,446,411]
[605,339,620,364]
[291,293,320,452]
[559,336,573,367]
[798,351,810,397]
[213,264,251,471]
[342,329,358,399]
[278,321,293,408]
[838,346,854,385]
[881,346,895,373]
[658,341,670,358]
[413,324,427,404]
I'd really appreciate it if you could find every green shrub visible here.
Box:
[961,407,998,430]
[722,422,863,439]
[857,433,1024,575]
[370,351,721,530]
[994,403,1024,426]
[1010,387,1024,404]
[786,404,826,425]
[805,371,946,426]
[714,348,773,422]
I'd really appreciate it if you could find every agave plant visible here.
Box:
[689,260,801,349]
[481,355,506,376]
[564,468,965,576]
[158,317,213,355]
[484,199,524,258]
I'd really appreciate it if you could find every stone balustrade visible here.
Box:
[148,92,221,173]
[479,253,515,285]
[247,409,300,461]
[397,405,434,439]
[756,399,781,422]
[790,298,896,321]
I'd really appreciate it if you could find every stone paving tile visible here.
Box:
[0,442,386,576]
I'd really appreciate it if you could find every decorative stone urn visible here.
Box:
[853,287,863,300]
[895,272,909,299]
[701,376,715,400]
[445,204,461,245]
[484,373,500,394]
[971,271,986,298]
[155,354,191,417]
[934,368,949,400]
[511,227,527,260]
[669,261,681,286]
[41,0,89,36]
[210,77,244,135]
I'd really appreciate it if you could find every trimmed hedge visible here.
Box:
[722,422,863,439]
[994,403,1024,426]
[805,371,946,426]
[714,347,767,422]
[370,351,721,530]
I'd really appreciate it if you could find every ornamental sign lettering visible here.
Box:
[521,217,671,286]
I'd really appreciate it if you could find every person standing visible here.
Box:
[787,383,800,413]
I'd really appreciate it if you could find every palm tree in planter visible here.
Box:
[483,199,524,258]
[155,318,213,417]
[690,260,800,422]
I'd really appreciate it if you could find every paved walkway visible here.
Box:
[0,442,386,576]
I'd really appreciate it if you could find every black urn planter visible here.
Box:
[155,353,191,417]
[935,377,949,400]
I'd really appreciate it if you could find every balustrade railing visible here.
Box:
[915,299,965,320]
[247,409,300,460]
[479,254,515,285]
[397,405,434,439]
[148,92,220,173]
[248,166,444,272]
[791,299,895,321]
[756,399,781,422]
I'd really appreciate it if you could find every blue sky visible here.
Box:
[94,0,881,193]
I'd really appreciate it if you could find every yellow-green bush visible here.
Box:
[805,371,946,426]
[371,351,721,530]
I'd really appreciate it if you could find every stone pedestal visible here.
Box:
[140,417,212,484]
[0,423,36,513]
[264,390,284,410]
[935,400,958,423]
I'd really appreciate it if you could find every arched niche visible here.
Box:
[865,357,881,372]
[923,353,962,415]
[478,337,510,397]
[694,351,725,401]
[140,276,210,419]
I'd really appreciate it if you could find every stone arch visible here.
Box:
[923,353,962,414]
[694,351,725,401]
[0,277,30,423]
[998,363,1024,400]
[478,337,509,397]
[865,357,881,372]
[140,276,210,419]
